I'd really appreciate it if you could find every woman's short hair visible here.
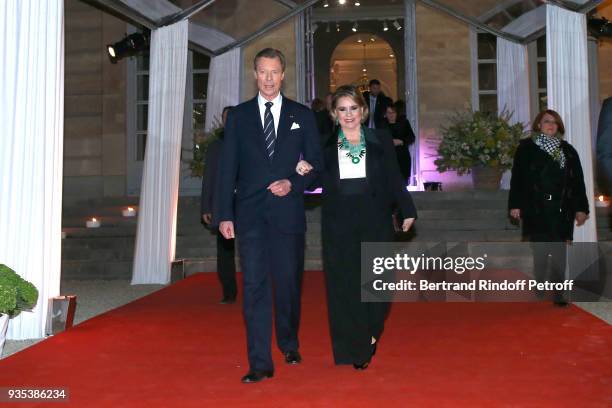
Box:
[330,85,369,124]
[532,109,566,135]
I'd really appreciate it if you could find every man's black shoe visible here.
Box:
[241,370,273,383]
[219,296,236,304]
[284,350,302,364]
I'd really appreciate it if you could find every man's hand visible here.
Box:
[219,221,235,239]
[202,213,212,224]
[267,179,292,197]
[510,209,521,220]
[402,218,415,232]
[296,160,313,176]
[393,139,404,146]
[575,211,588,226]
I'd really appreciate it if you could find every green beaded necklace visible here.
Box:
[338,128,366,164]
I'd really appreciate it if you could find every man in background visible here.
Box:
[362,79,392,129]
[201,106,236,304]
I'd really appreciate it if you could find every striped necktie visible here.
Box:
[264,101,276,158]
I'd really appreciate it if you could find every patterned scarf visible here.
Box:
[532,133,566,169]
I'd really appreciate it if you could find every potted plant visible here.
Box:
[0,264,39,356]
[187,123,224,178]
[434,110,526,189]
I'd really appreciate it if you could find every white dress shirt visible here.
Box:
[258,92,282,135]
[338,146,366,179]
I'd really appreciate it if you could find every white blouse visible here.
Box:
[338,145,366,179]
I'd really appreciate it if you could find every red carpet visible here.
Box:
[0,272,610,407]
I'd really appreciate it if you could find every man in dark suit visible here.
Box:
[201,106,236,304]
[597,96,612,192]
[216,48,322,383]
[362,79,392,129]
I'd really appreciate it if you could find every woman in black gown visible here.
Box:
[508,109,589,306]
[297,85,417,369]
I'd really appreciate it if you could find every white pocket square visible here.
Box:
[290,122,300,130]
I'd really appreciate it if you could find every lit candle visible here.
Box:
[595,195,610,208]
[122,207,136,217]
[86,217,101,228]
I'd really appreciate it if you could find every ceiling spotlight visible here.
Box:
[383,21,389,31]
[107,32,149,64]
[355,1,361,5]
[389,54,395,58]
[352,22,358,32]
[393,20,402,30]
[370,37,375,42]
[323,1,329,7]
[339,0,346,5]
[357,38,363,43]
[336,22,340,32]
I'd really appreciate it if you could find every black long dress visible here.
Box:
[320,127,417,365]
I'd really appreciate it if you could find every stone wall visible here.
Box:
[598,2,612,100]
[64,0,127,205]
[416,3,473,190]
[242,20,297,101]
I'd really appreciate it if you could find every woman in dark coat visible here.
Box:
[296,85,417,369]
[508,109,589,305]
[384,104,416,185]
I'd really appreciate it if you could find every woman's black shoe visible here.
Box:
[353,362,369,370]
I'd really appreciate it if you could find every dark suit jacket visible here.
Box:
[319,127,417,221]
[201,138,221,216]
[363,91,392,129]
[215,95,322,236]
[597,97,612,191]
[508,137,589,240]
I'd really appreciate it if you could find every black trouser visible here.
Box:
[524,202,569,301]
[216,230,237,299]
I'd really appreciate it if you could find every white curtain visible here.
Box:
[0,0,64,339]
[497,38,531,190]
[546,5,597,242]
[204,48,241,132]
[132,21,189,284]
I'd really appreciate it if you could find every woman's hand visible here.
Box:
[402,218,415,232]
[575,211,588,226]
[296,160,313,176]
[510,209,521,219]
[393,139,404,146]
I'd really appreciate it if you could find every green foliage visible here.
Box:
[434,110,526,176]
[0,264,39,317]
[188,124,225,178]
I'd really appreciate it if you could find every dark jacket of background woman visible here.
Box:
[385,118,415,183]
[508,137,589,241]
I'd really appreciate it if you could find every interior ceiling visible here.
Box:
[332,34,394,61]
